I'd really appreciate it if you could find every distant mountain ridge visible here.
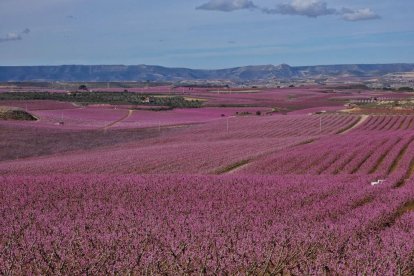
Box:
[1,63,413,82]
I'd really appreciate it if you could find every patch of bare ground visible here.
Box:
[332,152,358,175]
[369,138,402,174]
[381,200,414,229]
[293,139,315,147]
[215,160,251,174]
[0,106,37,121]
[351,155,372,174]
[350,195,374,209]
[394,158,414,188]
[397,116,406,130]
[216,138,318,174]
[409,117,414,129]
[316,154,342,174]
[350,139,388,174]
[388,140,413,174]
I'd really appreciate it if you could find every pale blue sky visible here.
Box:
[0,0,413,68]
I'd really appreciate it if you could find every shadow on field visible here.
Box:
[0,125,182,161]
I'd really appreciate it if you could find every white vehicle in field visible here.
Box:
[371,179,386,186]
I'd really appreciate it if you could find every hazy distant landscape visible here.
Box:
[1,0,414,274]
[1,63,414,82]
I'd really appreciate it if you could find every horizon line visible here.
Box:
[1,62,414,70]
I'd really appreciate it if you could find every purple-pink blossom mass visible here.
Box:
[1,0,413,272]
[2,85,414,274]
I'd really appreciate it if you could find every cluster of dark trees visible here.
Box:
[0,92,202,108]
[0,109,37,121]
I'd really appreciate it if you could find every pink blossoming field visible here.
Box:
[1,86,414,274]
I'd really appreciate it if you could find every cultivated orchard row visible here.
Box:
[1,174,414,274]
[4,114,414,177]
[357,115,414,131]
[0,114,360,175]
[242,131,414,178]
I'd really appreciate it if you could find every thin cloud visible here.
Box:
[341,8,380,21]
[0,33,22,43]
[0,28,31,43]
[196,0,380,22]
[22,28,31,35]
[262,0,336,18]
[196,0,257,12]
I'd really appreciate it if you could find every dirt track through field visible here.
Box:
[216,160,251,174]
[339,115,369,134]
[103,109,133,130]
